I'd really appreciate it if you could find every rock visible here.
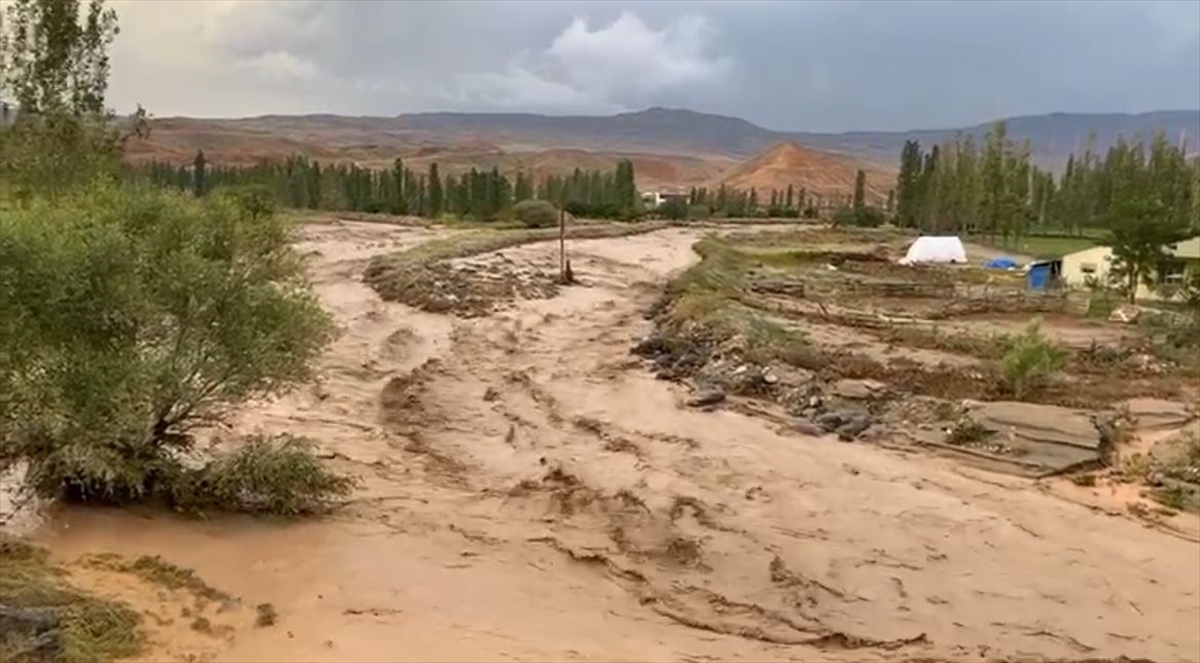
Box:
[763,372,779,385]
[1124,398,1196,431]
[815,411,846,432]
[0,605,62,663]
[792,420,825,437]
[836,415,873,441]
[808,395,822,408]
[962,401,1104,475]
[482,387,500,402]
[831,379,887,400]
[686,388,726,408]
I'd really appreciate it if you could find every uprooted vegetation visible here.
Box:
[0,536,143,663]
[362,221,668,316]
[0,184,353,515]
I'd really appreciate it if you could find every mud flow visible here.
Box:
[4,219,1197,663]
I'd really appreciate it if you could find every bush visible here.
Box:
[0,182,342,508]
[832,206,886,228]
[167,435,357,515]
[687,205,712,221]
[513,199,559,228]
[657,198,688,220]
[213,183,277,220]
[1000,319,1068,399]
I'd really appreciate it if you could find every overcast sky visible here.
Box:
[105,0,1200,133]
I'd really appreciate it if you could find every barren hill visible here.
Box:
[716,141,897,204]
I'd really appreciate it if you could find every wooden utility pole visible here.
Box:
[558,207,566,280]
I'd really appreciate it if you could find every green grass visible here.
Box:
[970,231,1105,259]
[0,536,144,663]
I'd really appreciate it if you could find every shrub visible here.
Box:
[687,205,712,221]
[1000,318,1068,399]
[0,182,343,508]
[657,198,688,220]
[513,199,559,228]
[832,206,886,228]
[167,435,357,515]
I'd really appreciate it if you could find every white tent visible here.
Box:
[899,236,967,265]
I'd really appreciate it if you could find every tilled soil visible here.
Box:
[17,219,1200,663]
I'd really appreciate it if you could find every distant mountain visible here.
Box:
[716,142,895,203]
[129,107,1200,189]
[392,107,1200,170]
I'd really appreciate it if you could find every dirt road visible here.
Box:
[27,219,1200,663]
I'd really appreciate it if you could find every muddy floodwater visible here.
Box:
[11,219,1200,663]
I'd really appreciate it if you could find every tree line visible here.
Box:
[894,121,1200,244]
[128,153,641,221]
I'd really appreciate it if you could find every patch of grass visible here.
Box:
[362,221,669,302]
[0,536,144,663]
[115,556,229,603]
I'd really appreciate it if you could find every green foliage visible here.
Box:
[832,205,885,228]
[167,435,357,516]
[0,183,337,505]
[894,125,1200,243]
[657,197,689,220]
[0,0,147,199]
[1104,196,1189,303]
[687,204,712,220]
[1000,318,1068,399]
[512,199,559,228]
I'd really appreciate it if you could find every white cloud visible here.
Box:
[454,11,732,114]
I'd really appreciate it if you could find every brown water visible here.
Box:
[17,219,1200,662]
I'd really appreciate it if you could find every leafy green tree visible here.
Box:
[894,140,923,228]
[427,163,443,217]
[0,183,337,505]
[192,149,207,197]
[0,0,146,198]
[853,169,866,212]
[1105,196,1189,303]
[512,199,558,228]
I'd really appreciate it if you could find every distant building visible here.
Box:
[640,190,689,208]
[1168,235,1200,283]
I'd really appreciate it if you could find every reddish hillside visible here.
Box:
[123,117,734,190]
[714,141,896,204]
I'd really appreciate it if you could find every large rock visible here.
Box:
[830,379,887,401]
[963,401,1105,475]
[1124,398,1196,431]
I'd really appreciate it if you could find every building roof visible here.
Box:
[1169,236,1200,261]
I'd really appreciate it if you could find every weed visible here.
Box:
[1070,473,1097,487]
[119,556,229,603]
[1149,485,1191,512]
[254,603,278,628]
[945,418,991,446]
[1000,319,1068,399]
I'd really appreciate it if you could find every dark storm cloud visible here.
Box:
[107,0,1200,131]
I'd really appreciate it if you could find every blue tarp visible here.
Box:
[985,257,1020,269]
[1027,263,1052,290]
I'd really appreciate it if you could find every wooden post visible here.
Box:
[559,207,566,281]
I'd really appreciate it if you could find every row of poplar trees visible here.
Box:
[128,154,640,221]
[894,121,1200,243]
